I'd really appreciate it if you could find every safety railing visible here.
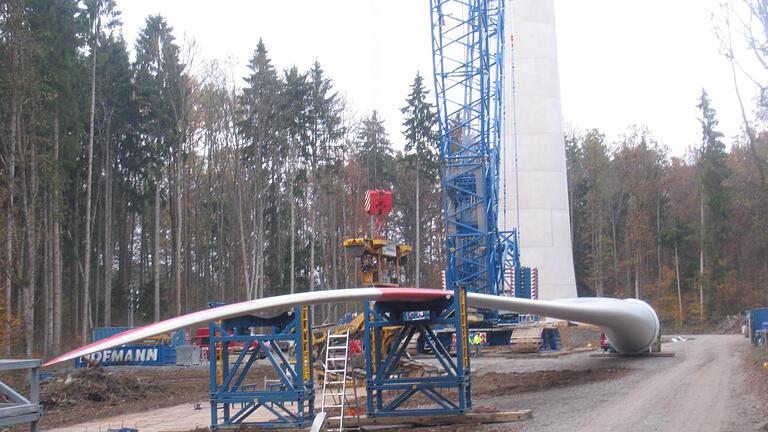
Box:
[0,359,41,432]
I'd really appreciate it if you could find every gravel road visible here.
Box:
[476,334,766,432]
[45,334,765,432]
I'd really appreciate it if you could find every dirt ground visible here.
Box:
[744,344,768,422]
[38,366,210,429]
[36,334,768,432]
[38,353,624,431]
[472,367,629,397]
[35,364,274,430]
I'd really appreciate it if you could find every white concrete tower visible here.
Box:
[501,0,577,299]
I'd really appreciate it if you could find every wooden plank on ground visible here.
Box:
[326,410,532,428]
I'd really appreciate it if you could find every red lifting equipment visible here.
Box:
[364,190,392,216]
[365,190,392,238]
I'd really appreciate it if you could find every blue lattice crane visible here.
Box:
[431,0,535,324]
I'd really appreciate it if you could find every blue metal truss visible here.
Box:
[363,289,471,416]
[431,0,508,297]
[498,228,520,296]
[209,306,314,429]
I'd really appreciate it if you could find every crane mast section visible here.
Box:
[430,0,507,296]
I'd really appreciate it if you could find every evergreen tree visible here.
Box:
[27,0,83,354]
[401,73,438,287]
[401,73,439,178]
[282,66,310,295]
[133,15,186,318]
[580,129,612,297]
[696,89,730,318]
[239,40,283,165]
[356,111,394,191]
[306,62,344,294]
[78,0,121,341]
[238,40,283,298]
[96,33,138,326]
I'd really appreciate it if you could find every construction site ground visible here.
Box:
[37,334,768,432]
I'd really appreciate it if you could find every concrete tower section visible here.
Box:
[501,0,578,299]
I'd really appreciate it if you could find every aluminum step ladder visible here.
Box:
[320,329,359,431]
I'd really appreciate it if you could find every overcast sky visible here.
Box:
[118,0,750,157]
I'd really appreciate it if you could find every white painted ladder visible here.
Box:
[320,329,357,431]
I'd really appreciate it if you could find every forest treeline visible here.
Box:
[0,1,443,357]
[567,116,768,328]
[1,1,767,358]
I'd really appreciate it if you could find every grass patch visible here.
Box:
[752,347,768,367]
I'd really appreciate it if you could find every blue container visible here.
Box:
[75,344,177,367]
[92,327,131,342]
[748,308,768,345]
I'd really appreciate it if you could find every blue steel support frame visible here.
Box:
[209,306,313,429]
[431,0,507,299]
[363,289,470,417]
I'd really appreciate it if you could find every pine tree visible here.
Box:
[26,0,82,353]
[282,67,310,295]
[306,62,344,294]
[238,40,283,299]
[696,89,730,319]
[401,73,438,288]
[356,111,394,192]
[78,0,120,343]
[96,33,137,326]
[2,0,39,356]
[133,15,186,318]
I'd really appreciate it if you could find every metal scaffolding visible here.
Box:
[209,305,314,429]
[363,289,471,416]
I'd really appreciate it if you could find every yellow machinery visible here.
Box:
[342,189,411,288]
[312,190,431,380]
[314,190,414,377]
[342,238,411,287]
[314,237,411,365]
